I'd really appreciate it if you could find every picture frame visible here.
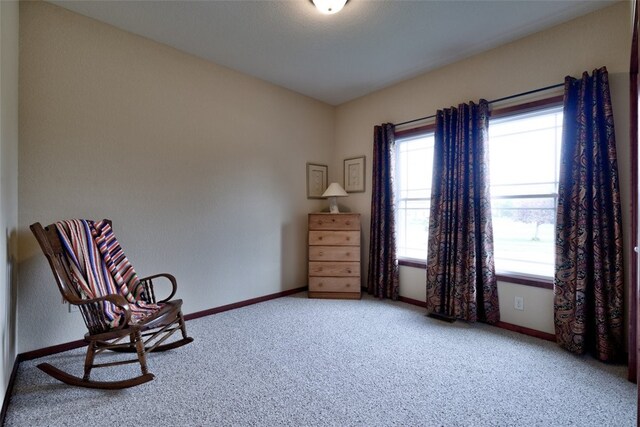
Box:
[343,156,365,193]
[306,163,328,199]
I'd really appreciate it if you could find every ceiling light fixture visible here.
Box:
[312,0,348,15]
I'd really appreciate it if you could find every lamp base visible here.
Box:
[328,196,340,213]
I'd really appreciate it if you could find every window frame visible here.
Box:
[394,95,563,290]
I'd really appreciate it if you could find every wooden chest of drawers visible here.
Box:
[308,213,361,299]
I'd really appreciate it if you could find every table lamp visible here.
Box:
[322,182,348,213]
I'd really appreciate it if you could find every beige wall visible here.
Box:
[334,2,632,334]
[17,1,334,352]
[0,0,19,405]
[15,1,634,354]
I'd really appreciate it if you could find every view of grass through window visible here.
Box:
[489,106,562,278]
[395,105,562,280]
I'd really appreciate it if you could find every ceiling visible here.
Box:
[50,0,616,106]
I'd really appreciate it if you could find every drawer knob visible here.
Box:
[346,252,351,256]
[347,269,352,273]
[318,282,323,287]
[346,283,351,287]
[318,251,324,256]
[346,237,350,241]
[318,236,323,240]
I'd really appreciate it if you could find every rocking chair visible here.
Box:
[30,219,194,389]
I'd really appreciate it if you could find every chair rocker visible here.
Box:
[30,219,193,389]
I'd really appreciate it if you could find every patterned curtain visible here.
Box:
[425,100,499,323]
[554,67,624,362]
[367,123,399,299]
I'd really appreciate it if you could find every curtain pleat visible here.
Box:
[425,100,499,323]
[367,123,399,299]
[554,67,624,362]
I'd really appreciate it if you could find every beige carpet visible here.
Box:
[5,293,636,426]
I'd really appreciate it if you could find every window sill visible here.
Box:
[398,258,426,269]
[495,273,553,289]
[397,258,553,290]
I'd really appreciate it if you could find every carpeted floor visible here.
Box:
[5,293,636,426]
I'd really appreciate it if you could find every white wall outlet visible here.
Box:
[514,296,524,311]
[68,303,79,313]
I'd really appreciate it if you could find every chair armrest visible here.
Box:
[68,294,132,331]
[137,273,177,304]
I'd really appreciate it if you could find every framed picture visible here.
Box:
[306,163,328,199]
[343,156,365,193]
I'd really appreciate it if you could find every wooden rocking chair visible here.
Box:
[30,219,194,389]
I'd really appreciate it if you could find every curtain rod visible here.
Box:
[393,82,564,127]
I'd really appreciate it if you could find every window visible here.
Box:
[395,131,434,260]
[489,106,562,278]
[394,101,562,282]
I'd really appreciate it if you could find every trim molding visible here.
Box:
[1,286,309,425]
[490,95,563,118]
[20,339,87,362]
[17,286,309,361]
[495,273,553,290]
[398,296,427,308]
[395,123,436,139]
[495,321,556,342]
[184,286,307,321]
[398,258,426,269]
[398,296,555,342]
[0,355,22,424]
[629,0,639,386]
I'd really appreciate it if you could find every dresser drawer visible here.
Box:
[309,231,359,246]
[309,246,359,262]
[309,261,359,277]
[308,214,360,231]
[309,277,360,292]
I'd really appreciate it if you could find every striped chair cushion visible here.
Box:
[56,219,162,327]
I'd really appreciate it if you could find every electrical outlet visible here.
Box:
[68,304,79,313]
[514,296,524,311]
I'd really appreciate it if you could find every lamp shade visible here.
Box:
[312,0,348,15]
[322,182,348,198]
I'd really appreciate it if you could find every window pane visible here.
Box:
[492,197,556,277]
[489,106,562,278]
[397,202,430,260]
[396,133,434,260]
[490,129,558,187]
